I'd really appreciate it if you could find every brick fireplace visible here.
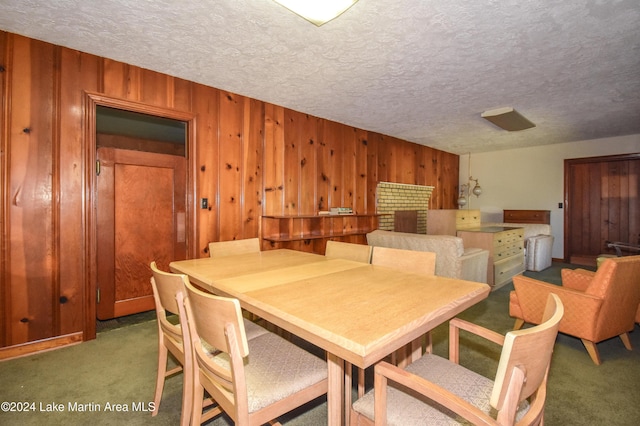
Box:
[375,182,434,234]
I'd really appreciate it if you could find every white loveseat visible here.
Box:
[485,223,553,272]
[366,230,489,283]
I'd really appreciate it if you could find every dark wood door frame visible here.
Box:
[564,152,640,264]
[83,92,197,341]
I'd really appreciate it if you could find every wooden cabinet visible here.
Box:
[503,210,550,224]
[427,209,481,235]
[457,226,525,289]
[261,214,379,254]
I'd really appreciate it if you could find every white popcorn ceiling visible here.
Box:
[1,0,639,154]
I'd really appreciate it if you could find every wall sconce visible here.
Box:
[457,176,482,208]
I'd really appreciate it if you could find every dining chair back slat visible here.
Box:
[325,240,372,263]
[208,238,260,258]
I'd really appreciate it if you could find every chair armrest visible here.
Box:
[374,361,497,426]
[449,318,505,364]
[561,268,594,291]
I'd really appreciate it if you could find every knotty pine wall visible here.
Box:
[0,32,458,353]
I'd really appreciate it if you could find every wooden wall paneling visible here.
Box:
[192,84,220,255]
[262,104,285,217]
[441,151,459,209]
[173,77,193,112]
[365,132,378,214]
[315,119,330,212]
[415,145,431,187]
[283,109,301,215]
[323,120,344,209]
[241,98,264,238]
[342,126,357,211]
[354,128,369,214]
[299,113,318,215]
[414,145,427,186]
[390,137,404,183]
[59,48,100,337]
[399,138,417,184]
[7,36,56,345]
[376,134,394,182]
[217,91,244,241]
[140,68,172,107]
[426,147,442,208]
[101,59,141,101]
[423,147,440,208]
[433,149,444,208]
[1,31,8,347]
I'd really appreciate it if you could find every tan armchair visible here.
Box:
[510,255,640,365]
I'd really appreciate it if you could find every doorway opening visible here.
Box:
[84,93,196,341]
[564,153,640,266]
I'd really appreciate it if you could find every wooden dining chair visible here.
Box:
[208,237,262,322]
[371,246,436,275]
[179,280,329,425]
[351,293,564,426]
[371,246,437,357]
[325,240,373,263]
[149,261,195,426]
[208,237,260,258]
[325,240,373,396]
[150,262,267,425]
[364,247,437,397]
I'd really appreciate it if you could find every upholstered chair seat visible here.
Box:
[352,354,530,425]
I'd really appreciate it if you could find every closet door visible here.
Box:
[565,154,640,266]
[96,147,186,320]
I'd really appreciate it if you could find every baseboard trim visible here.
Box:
[0,332,83,361]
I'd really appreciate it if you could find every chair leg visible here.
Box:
[152,344,169,416]
[581,339,602,365]
[513,318,525,330]
[180,358,193,426]
[357,366,365,398]
[619,333,633,351]
[424,332,433,355]
[191,379,205,426]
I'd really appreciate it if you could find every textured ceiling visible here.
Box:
[1,0,640,154]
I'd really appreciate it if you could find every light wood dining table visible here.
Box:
[170,249,490,426]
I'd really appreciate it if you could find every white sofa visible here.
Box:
[366,230,489,283]
[485,223,554,272]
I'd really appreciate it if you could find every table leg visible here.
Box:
[344,362,353,425]
[327,353,346,426]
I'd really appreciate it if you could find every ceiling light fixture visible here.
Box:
[481,107,535,131]
[272,0,359,26]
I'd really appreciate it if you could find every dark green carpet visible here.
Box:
[1,263,638,425]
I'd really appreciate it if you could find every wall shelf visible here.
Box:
[261,214,379,253]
